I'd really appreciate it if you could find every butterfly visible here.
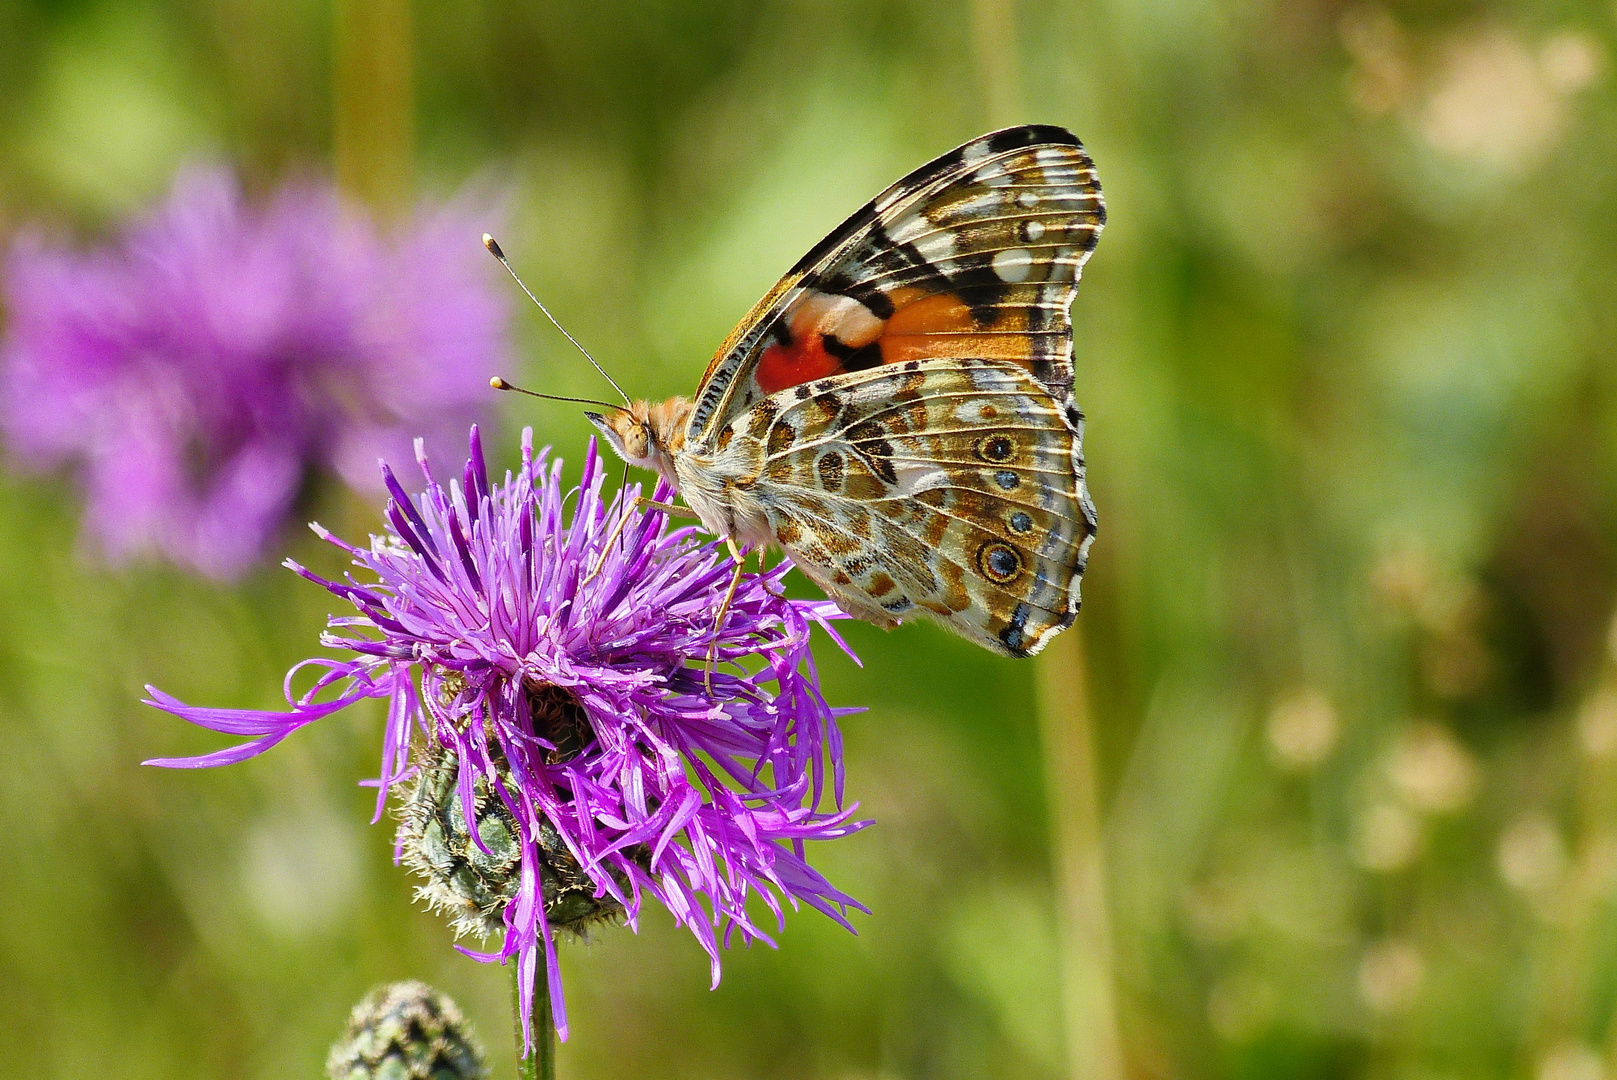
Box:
[552,125,1102,657]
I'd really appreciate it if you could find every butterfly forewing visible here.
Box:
[687,125,1105,443]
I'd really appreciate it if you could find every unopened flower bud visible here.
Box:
[396,721,636,940]
[326,981,487,1080]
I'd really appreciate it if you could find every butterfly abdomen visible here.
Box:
[672,434,776,552]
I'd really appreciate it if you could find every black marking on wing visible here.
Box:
[844,420,898,485]
[820,334,885,373]
[1000,604,1034,655]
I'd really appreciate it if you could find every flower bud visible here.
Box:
[326,981,487,1080]
[396,724,634,940]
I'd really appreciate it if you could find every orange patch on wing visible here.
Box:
[883,292,976,337]
[877,292,1034,366]
[879,334,1036,364]
[750,286,1039,395]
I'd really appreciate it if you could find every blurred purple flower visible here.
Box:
[0,164,506,579]
[143,427,867,1041]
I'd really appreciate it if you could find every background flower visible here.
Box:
[0,164,506,579]
[144,428,867,1039]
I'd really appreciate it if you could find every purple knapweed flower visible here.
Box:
[143,427,867,1041]
[0,163,506,579]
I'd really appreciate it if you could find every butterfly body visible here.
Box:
[591,125,1104,657]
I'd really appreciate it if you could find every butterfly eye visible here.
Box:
[977,542,1023,584]
[975,435,1016,463]
[624,425,650,460]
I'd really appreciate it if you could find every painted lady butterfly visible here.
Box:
[592,125,1104,657]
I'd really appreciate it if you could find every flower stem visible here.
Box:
[511,960,555,1080]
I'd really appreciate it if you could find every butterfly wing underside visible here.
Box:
[685,125,1104,656]
[728,358,1090,656]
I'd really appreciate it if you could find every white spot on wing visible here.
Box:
[911,230,958,260]
[1025,220,1046,241]
[969,365,1021,393]
[886,210,929,244]
[1018,191,1040,207]
[1039,190,1097,204]
[895,462,951,497]
[815,294,884,347]
[992,247,1035,283]
[973,166,1014,188]
[849,380,892,411]
[839,260,883,285]
[951,191,1001,218]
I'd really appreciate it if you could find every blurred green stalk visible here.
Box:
[512,962,555,1080]
[970,0,1127,1074]
[969,0,1022,137]
[1500,609,1617,1072]
[1039,628,1126,1080]
[1559,612,1617,1069]
[329,0,411,543]
[333,0,413,214]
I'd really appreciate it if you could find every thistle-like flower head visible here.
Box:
[144,427,867,1040]
[0,164,506,578]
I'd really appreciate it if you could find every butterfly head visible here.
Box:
[586,397,692,490]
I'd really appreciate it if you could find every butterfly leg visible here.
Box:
[758,547,787,598]
[584,496,697,585]
[703,536,747,693]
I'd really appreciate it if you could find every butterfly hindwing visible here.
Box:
[687,125,1106,445]
[726,358,1095,656]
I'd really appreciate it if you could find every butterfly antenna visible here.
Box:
[611,454,635,541]
[487,377,628,414]
[483,234,632,409]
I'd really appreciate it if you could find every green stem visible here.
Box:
[511,959,555,1080]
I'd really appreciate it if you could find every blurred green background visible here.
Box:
[3,1,1617,1078]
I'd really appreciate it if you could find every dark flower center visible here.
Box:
[525,682,592,765]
